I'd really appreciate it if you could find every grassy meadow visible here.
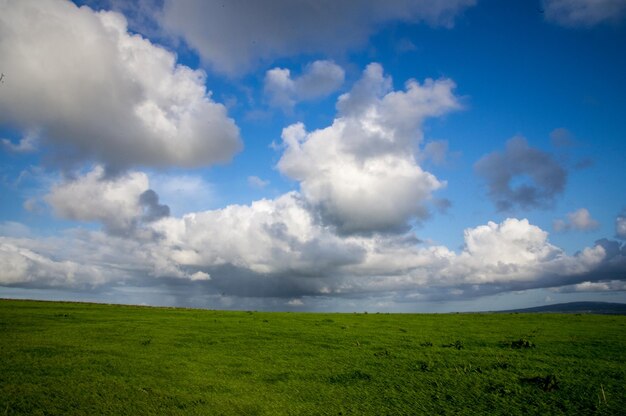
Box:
[1,299,625,415]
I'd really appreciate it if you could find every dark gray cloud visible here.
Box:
[140,190,170,223]
[475,136,567,211]
[160,0,476,74]
[549,128,594,170]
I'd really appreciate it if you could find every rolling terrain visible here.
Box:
[496,301,626,315]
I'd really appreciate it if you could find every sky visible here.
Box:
[1,0,625,312]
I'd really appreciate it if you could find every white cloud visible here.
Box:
[45,166,168,234]
[568,208,600,230]
[553,208,600,232]
[346,218,609,294]
[0,0,241,169]
[265,60,345,110]
[2,130,39,153]
[150,192,366,275]
[160,0,476,74]
[248,176,270,189]
[554,280,626,292]
[277,63,460,233]
[45,166,147,231]
[0,229,195,288]
[617,212,626,239]
[461,218,560,268]
[543,0,626,27]
[1,202,622,302]
[0,239,108,287]
[190,271,211,281]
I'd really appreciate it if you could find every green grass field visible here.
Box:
[1,299,624,415]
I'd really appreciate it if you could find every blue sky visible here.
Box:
[1,0,625,312]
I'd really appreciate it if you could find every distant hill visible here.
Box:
[495,301,626,315]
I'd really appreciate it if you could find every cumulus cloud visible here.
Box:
[0,228,201,289]
[460,218,561,269]
[554,208,600,232]
[0,0,241,169]
[542,0,626,27]
[475,136,567,211]
[265,60,345,110]
[160,0,476,74]
[277,63,460,233]
[150,192,367,277]
[1,172,607,296]
[2,210,624,304]
[45,166,168,234]
[0,240,108,288]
